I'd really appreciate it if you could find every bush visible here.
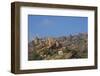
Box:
[32,51,43,60]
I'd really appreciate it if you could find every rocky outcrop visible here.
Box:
[28,33,88,60]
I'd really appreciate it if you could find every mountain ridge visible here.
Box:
[28,32,88,60]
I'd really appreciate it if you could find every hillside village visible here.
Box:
[28,33,88,60]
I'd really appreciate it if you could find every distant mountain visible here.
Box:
[28,33,88,60]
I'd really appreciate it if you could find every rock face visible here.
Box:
[28,33,88,60]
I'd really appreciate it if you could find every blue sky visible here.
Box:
[28,15,88,42]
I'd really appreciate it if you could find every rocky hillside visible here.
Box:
[28,33,88,60]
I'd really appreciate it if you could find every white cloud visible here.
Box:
[41,19,53,26]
